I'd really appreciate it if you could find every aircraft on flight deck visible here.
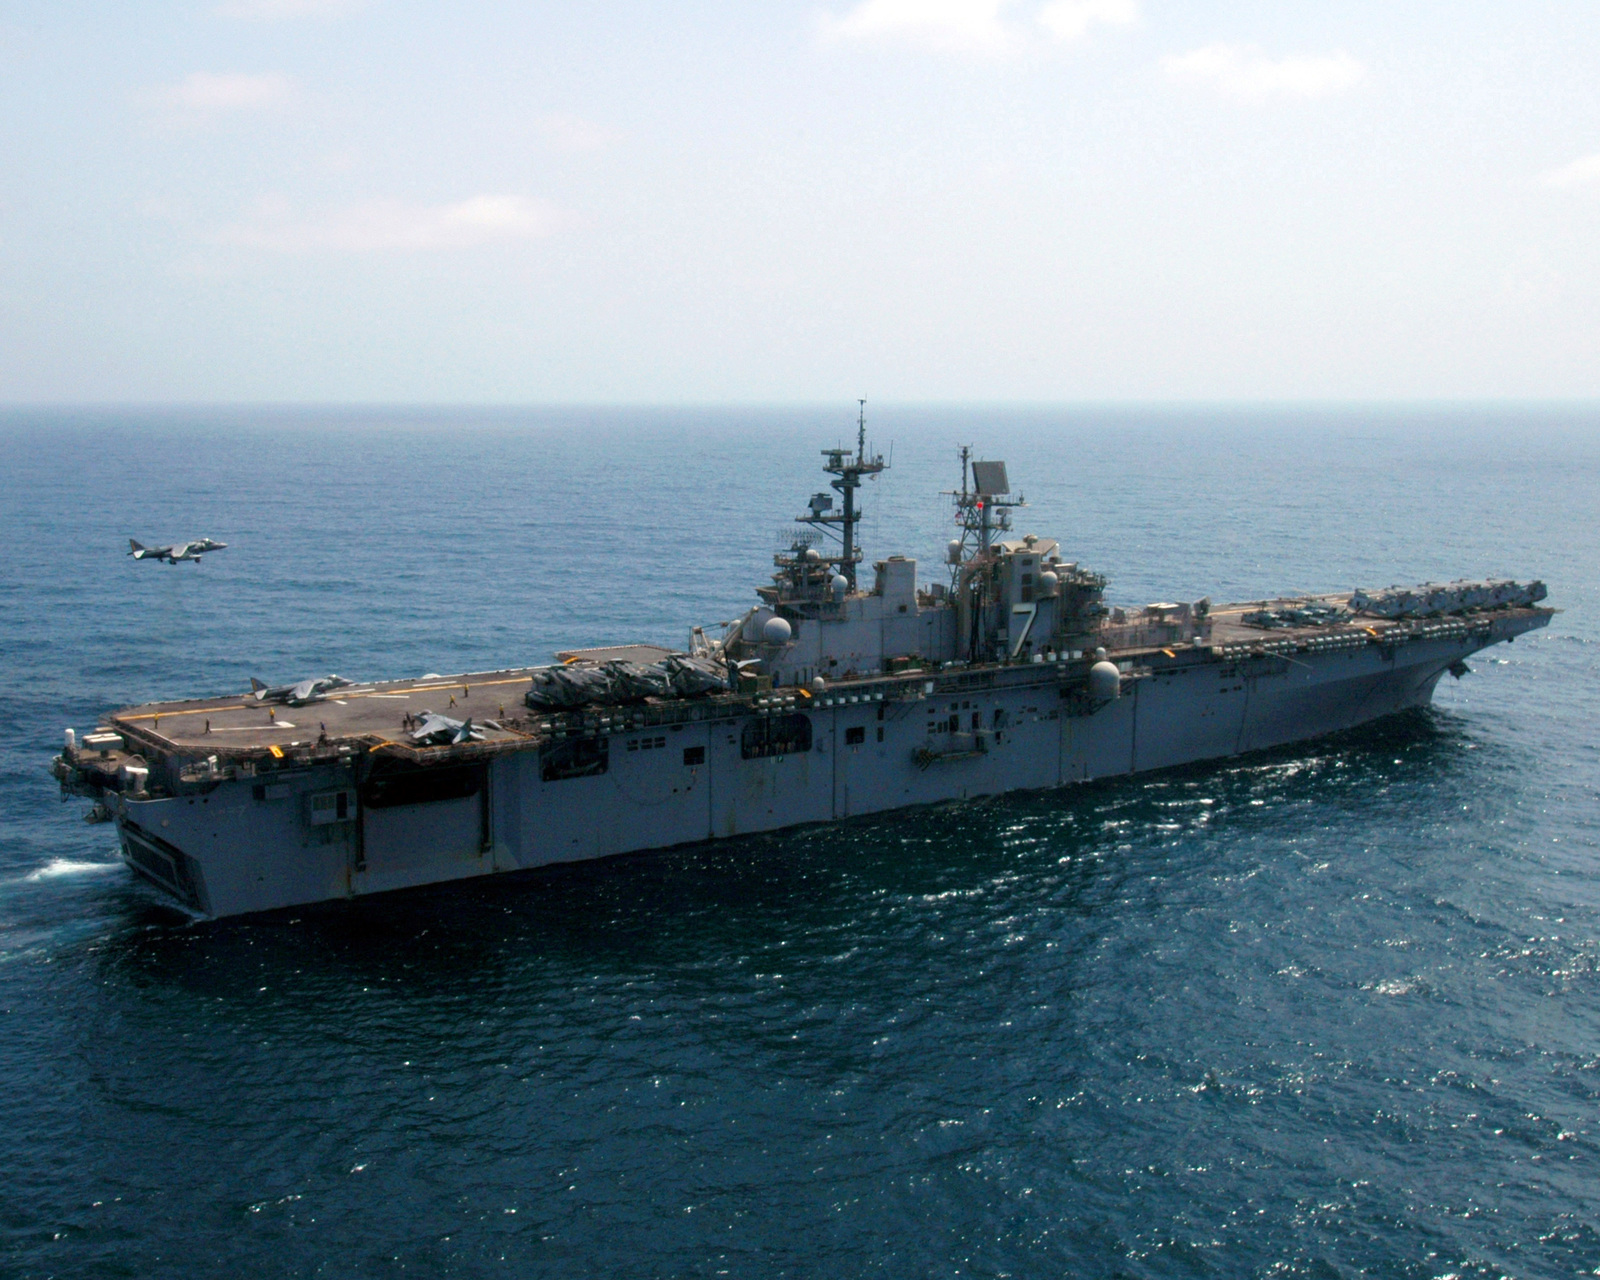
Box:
[409,711,486,746]
[248,675,354,707]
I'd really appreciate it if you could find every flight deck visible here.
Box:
[88,595,1547,767]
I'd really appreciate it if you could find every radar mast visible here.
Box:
[946,445,1024,584]
[945,446,1026,661]
[795,399,886,591]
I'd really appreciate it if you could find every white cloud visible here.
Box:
[216,0,369,18]
[1162,44,1364,102]
[1535,153,1600,190]
[153,71,295,112]
[216,195,567,252]
[1036,0,1136,42]
[819,0,1132,54]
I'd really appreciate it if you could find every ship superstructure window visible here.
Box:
[307,789,354,825]
[845,726,865,745]
[540,737,609,781]
[627,735,668,752]
[682,746,705,766]
[741,714,813,759]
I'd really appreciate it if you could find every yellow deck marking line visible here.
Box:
[351,675,534,697]
[117,675,538,721]
[121,704,264,722]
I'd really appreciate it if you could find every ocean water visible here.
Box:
[0,405,1597,1279]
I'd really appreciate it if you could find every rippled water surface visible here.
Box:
[1,406,1597,1278]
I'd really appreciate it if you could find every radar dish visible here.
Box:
[971,460,1009,497]
[779,526,821,550]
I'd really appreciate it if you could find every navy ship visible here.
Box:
[53,416,1551,919]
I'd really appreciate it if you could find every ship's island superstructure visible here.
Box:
[55,417,1552,919]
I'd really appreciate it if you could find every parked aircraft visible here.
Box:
[409,711,485,746]
[249,675,353,706]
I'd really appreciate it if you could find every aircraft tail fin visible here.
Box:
[128,539,143,556]
[249,677,267,694]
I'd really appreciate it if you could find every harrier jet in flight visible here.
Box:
[128,537,227,564]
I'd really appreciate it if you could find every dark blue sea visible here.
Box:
[1,405,1597,1279]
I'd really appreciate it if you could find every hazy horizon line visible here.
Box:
[4,397,1600,413]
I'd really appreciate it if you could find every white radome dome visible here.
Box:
[1088,661,1121,700]
[762,616,792,645]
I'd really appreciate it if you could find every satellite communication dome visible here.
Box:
[1089,661,1121,700]
[742,610,776,642]
[831,574,849,601]
[1038,570,1059,596]
[946,540,963,564]
[804,548,822,563]
[762,616,792,645]
[811,675,826,690]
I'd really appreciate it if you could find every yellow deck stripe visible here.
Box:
[117,674,538,721]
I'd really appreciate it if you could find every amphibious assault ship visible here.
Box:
[54,418,1551,919]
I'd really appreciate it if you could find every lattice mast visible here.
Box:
[794,399,887,591]
[945,446,1025,661]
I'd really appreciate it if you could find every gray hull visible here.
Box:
[108,623,1523,920]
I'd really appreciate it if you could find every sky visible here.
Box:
[1,1,1599,403]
